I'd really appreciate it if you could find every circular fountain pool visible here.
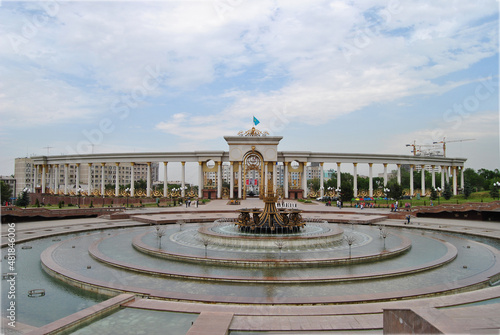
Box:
[39,222,500,305]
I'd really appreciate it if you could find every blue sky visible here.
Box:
[0,0,498,181]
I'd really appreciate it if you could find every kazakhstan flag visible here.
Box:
[253,116,260,126]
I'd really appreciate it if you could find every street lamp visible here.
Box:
[125,188,130,207]
[436,187,442,205]
[494,182,500,200]
[384,188,390,204]
[77,187,82,208]
[327,186,333,196]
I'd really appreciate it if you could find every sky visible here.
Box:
[0,0,499,183]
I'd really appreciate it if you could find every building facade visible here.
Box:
[25,128,466,200]
[14,158,158,196]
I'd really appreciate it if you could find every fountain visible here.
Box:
[3,193,500,333]
[236,181,305,233]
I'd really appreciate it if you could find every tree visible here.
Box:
[309,178,320,192]
[442,182,453,200]
[16,190,30,207]
[1,181,13,204]
[134,179,148,190]
[340,181,354,202]
[490,182,500,200]
[463,182,473,199]
[386,181,403,200]
[430,187,438,200]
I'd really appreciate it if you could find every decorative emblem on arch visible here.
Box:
[245,153,262,170]
[238,127,269,137]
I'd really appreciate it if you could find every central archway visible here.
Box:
[242,151,264,199]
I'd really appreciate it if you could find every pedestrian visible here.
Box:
[406,215,411,225]
[390,203,394,212]
[196,199,199,207]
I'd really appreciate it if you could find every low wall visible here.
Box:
[29,193,161,207]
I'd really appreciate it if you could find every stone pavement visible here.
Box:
[2,198,500,334]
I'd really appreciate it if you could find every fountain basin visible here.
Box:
[199,220,344,249]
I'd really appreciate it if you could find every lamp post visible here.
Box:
[327,186,333,197]
[125,188,130,207]
[77,187,82,208]
[494,182,500,200]
[436,187,441,205]
[384,188,390,205]
[22,187,30,208]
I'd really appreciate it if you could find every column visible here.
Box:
[336,162,341,189]
[115,163,120,197]
[421,165,426,196]
[130,162,135,197]
[87,163,92,194]
[368,163,373,197]
[397,164,401,185]
[320,162,324,198]
[75,163,80,189]
[217,161,222,199]
[64,164,69,195]
[460,166,465,191]
[409,165,414,196]
[441,166,446,189]
[47,165,52,192]
[33,165,38,193]
[383,163,388,187]
[264,163,269,191]
[101,163,106,196]
[54,164,59,194]
[302,162,308,198]
[284,162,289,199]
[273,162,277,192]
[198,162,203,198]
[238,162,242,199]
[431,165,436,188]
[452,166,457,195]
[147,162,152,197]
[181,161,186,198]
[41,164,46,193]
[353,163,358,197]
[163,162,168,198]
[230,162,234,199]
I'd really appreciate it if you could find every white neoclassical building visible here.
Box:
[27,128,466,199]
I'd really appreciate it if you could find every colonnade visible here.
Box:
[31,152,466,199]
[328,162,464,198]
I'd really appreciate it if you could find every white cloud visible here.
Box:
[379,110,499,161]
[0,0,497,174]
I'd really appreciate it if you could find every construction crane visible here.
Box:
[405,141,438,156]
[432,138,475,157]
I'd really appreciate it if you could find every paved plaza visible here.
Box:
[2,199,500,334]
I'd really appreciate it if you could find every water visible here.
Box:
[47,225,497,299]
[63,308,198,335]
[1,233,108,327]
[3,223,500,328]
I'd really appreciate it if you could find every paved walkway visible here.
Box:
[2,199,500,334]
